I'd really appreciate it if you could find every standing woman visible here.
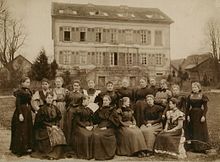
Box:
[93,95,120,160]
[10,77,34,156]
[186,82,211,152]
[134,78,154,127]
[64,80,83,146]
[53,76,67,130]
[117,79,134,107]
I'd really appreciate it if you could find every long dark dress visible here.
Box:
[140,104,163,152]
[116,106,147,156]
[10,87,33,156]
[95,90,119,107]
[134,86,154,127]
[186,93,211,152]
[32,104,66,159]
[93,105,120,160]
[72,106,94,159]
[64,90,83,146]
[154,109,186,158]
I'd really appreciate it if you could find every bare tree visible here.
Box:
[205,18,220,81]
[0,0,26,80]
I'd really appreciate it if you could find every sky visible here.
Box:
[6,0,220,62]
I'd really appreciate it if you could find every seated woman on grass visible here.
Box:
[32,92,66,160]
[154,98,186,159]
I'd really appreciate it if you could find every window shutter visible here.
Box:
[59,51,63,64]
[59,27,63,42]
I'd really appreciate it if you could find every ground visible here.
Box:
[0,93,220,161]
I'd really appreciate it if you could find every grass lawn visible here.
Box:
[0,93,220,161]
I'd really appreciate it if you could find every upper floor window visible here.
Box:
[80,52,87,64]
[126,53,133,65]
[96,52,103,65]
[155,30,163,46]
[110,52,118,65]
[80,32,86,41]
[155,54,163,65]
[141,53,147,65]
[140,30,151,44]
[96,32,102,42]
[64,31,70,41]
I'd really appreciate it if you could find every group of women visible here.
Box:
[10,76,211,160]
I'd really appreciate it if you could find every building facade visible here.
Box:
[52,3,173,87]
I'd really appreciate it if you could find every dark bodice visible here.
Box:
[87,88,96,95]
[65,91,83,108]
[134,86,154,101]
[173,94,186,112]
[14,87,32,106]
[75,106,94,127]
[117,87,134,101]
[93,106,120,128]
[34,104,62,129]
[187,93,208,108]
[144,104,163,121]
[95,90,119,106]
[119,106,134,122]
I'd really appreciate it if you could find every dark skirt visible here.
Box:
[93,127,116,160]
[32,127,66,159]
[154,129,186,158]
[64,107,78,145]
[10,104,33,155]
[140,123,162,152]
[116,125,147,156]
[134,100,146,127]
[187,108,211,152]
[73,126,93,159]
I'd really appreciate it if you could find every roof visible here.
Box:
[171,59,184,70]
[5,55,32,68]
[52,2,173,24]
[182,52,212,70]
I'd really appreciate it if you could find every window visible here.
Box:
[126,53,133,65]
[141,54,147,65]
[96,32,102,42]
[155,30,162,46]
[80,32,86,41]
[98,76,105,87]
[110,30,117,43]
[156,54,162,65]
[141,31,146,44]
[80,52,87,64]
[96,52,103,65]
[63,51,71,65]
[156,72,163,76]
[64,31,70,41]
[110,52,118,65]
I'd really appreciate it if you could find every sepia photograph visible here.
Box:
[0,0,220,161]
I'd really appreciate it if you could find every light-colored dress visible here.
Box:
[53,87,66,130]
[154,109,186,159]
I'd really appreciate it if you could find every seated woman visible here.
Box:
[93,95,120,160]
[72,95,94,160]
[116,97,147,157]
[154,98,186,159]
[32,92,66,160]
[140,95,163,156]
